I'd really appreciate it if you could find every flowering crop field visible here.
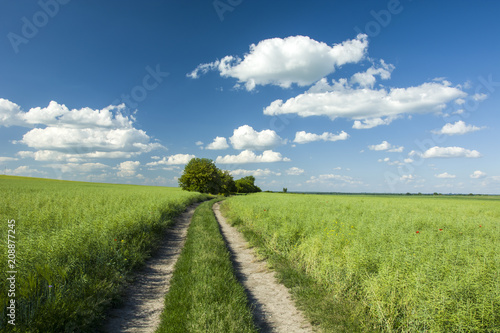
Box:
[221,193,500,332]
[0,175,208,332]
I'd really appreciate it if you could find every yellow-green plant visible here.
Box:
[0,176,208,332]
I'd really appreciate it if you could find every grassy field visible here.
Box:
[221,193,500,332]
[156,199,257,333]
[0,175,208,332]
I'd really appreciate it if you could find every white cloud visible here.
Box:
[230,168,281,177]
[195,141,204,146]
[400,174,415,182]
[418,146,482,158]
[188,34,368,91]
[1,99,163,161]
[264,80,466,129]
[435,172,456,179]
[0,157,18,163]
[4,166,46,177]
[146,154,195,166]
[17,150,141,162]
[216,150,290,164]
[473,93,488,101]
[306,174,361,185]
[230,125,284,150]
[350,60,394,88]
[378,157,403,166]
[117,161,140,178]
[0,98,25,127]
[368,141,403,152]
[206,136,229,150]
[470,170,487,179]
[293,130,348,144]
[49,162,110,174]
[353,116,397,129]
[433,120,483,135]
[404,158,414,163]
[15,101,132,129]
[18,127,161,157]
[286,167,305,175]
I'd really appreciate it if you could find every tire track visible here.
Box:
[213,202,314,333]
[102,203,200,333]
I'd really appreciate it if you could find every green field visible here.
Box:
[221,193,500,332]
[0,176,208,332]
[2,175,499,332]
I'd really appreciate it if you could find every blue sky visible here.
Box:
[1,0,499,194]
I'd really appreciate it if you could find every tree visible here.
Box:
[178,158,221,194]
[283,187,288,193]
[235,176,261,194]
[218,169,236,196]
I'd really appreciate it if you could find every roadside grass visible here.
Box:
[0,175,208,332]
[221,193,500,332]
[156,199,258,333]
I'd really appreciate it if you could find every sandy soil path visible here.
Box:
[213,202,314,333]
[102,203,199,333]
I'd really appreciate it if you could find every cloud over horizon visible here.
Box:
[1,99,163,162]
[411,146,482,159]
[216,150,290,164]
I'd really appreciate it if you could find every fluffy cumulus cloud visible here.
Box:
[293,130,348,144]
[117,161,141,177]
[188,34,368,90]
[435,172,456,179]
[433,120,483,135]
[2,99,162,161]
[230,125,284,150]
[146,154,195,166]
[49,162,110,174]
[306,174,361,185]
[470,170,487,179]
[0,157,18,162]
[19,127,156,154]
[286,167,305,175]
[216,150,290,164]
[368,141,404,152]
[350,60,394,88]
[206,136,229,150]
[378,157,404,166]
[230,168,281,177]
[400,174,415,183]
[0,99,25,127]
[5,166,46,177]
[264,78,467,129]
[412,146,482,158]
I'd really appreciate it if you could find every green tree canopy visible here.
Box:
[218,169,236,196]
[178,158,221,194]
[179,158,260,195]
[235,176,261,194]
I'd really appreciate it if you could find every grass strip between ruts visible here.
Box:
[156,199,258,333]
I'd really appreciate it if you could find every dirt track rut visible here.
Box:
[213,202,314,333]
[102,203,199,333]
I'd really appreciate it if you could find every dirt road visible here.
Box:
[102,203,199,333]
[213,202,314,333]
